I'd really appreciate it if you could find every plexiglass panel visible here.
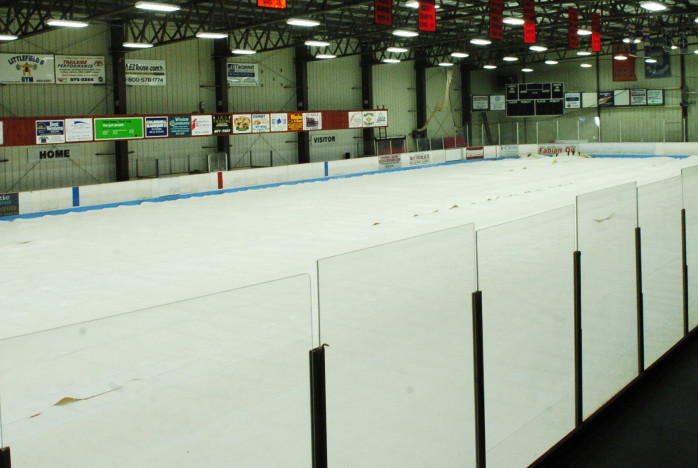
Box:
[0,275,313,467]
[638,177,684,367]
[317,224,477,468]
[683,165,698,330]
[477,206,576,468]
[577,182,638,419]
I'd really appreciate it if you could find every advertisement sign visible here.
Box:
[418,0,436,32]
[257,0,286,7]
[145,116,168,138]
[270,113,287,132]
[500,145,519,157]
[612,44,636,82]
[0,54,55,84]
[125,59,166,86]
[190,115,213,135]
[537,144,578,156]
[489,0,503,40]
[613,90,630,107]
[466,146,485,160]
[227,63,259,86]
[65,118,93,142]
[36,120,65,144]
[630,89,647,106]
[598,91,614,107]
[409,153,431,166]
[647,89,664,106]
[169,116,191,137]
[375,110,388,127]
[374,0,392,26]
[311,134,337,145]
[28,145,82,163]
[94,117,144,140]
[288,113,303,131]
[232,114,251,134]
[473,96,489,110]
[490,95,506,111]
[0,193,19,217]
[348,111,363,128]
[564,93,581,109]
[213,114,232,134]
[645,40,671,79]
[55,55,105,84]
[523,0,536,43]
[252,114,271,133]
[363,111,377,127]
[0,121,3,145]
[379,154,401,170]
[303,112,322,131]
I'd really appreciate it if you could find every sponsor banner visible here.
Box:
[645,39,671,79]
[363,111,377,127]
[375,110,388,127]
[252,113,271,133]
[582,92,598,108]
[614,90,630,107]
[213,114,232,134]
[568,7,579,49]
[55,55,105,84]
[489,0,503,40]
[288,113,303,131]
[473,96,489,110]
[591,13,601,52]
[0,121,3,145]
[500,145,519,157]
[523,0,535,43]
[379,154,401,170]
[490,95,506,111]
[303,112,322,131]
[409,153,431,166]
[466,146,485,160]
[0,54,55,84]
[598,91,614,107]
[612,44,636,82]
[169,116,191,137]
[94,117,144,140]
[270,113,287,132]
[125,59,166,86]
[145,116,168,138]
[227,63,259,86]
[564,92,581,109]
[65,118,93,142]
[28,145,82,163]
[630,89,647,106]
[232,114,251,134]
[374,0,392,26]
[647,89,664,106]
[36,120,65,144]
[311,134,337,145]
[0,193,19,217]
[257,0,286,7]
[537,144,578,156]
[418,0,436,32]
[348,111,363,128]
[191,115,213,136]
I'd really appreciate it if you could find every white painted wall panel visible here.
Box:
[373,61,416,141]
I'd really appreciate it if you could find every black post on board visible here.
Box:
[682,209,689,336]
[573,250,583,427]
[635,227,645,374]
[309,346,328,468]
[472,290,486,468]
[0,446,10,468]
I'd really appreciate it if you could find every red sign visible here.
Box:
[489,0,503,40]
[523,0,536,44]
[612,44,636,81]
[591,12,601,52]
[418,0,436,32]
[374,0,392,26]
[257,0,286,8]
[568,7,579,49]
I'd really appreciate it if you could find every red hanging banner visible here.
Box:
[591,12,601,52]
[612,44,636,81]
[418,0,436,32]
[257,0,286,8]
[489,0,503,40]
[523,0,536,44]
[568,7,579,49]
[374,0,392,26]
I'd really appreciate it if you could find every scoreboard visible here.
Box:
[506,82,564,117]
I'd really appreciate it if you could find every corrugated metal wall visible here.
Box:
[372,60,417,143]
[425,67,463,139]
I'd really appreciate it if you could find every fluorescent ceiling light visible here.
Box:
[393,29,419,37]
[232,49,256,55]
[438,62,454,67]
[383,58,401,63]
[387,47,408,53]
[483,64,497,69]
[695,18,698,24]
[578,29,592,36]
[196,32,227,39]
[451,52,469,58]
[529,45,547,52]
[305,40,330,47]
[123,42,153,48]
[405,1,440,8]
[577,50,592,56]
[671,45,678,50]
[46,19,89,28]
[580,63,592,68]
[316,54,336,59]
[470,38,491,45]
[694,50,698,55]
[613,55,627,61]
[503,17,525,26]
[545,60,558,65]
[645,57,658,63]
[135,2,180,12]
[640,2,667,11]
[502,56,518,62]
[287,18,320,27]
[522,67,533,72]
[622,37,642,44]
[0,34,18,41]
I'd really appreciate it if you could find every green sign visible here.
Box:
[94,117,144,140]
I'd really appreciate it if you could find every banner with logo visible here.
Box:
[36,120,65,144]
[564,93,581,109]
[630,89,647,106]
[145,116,168,138]
[374,0,392,26]
[94,117,144,140]
[374,110,388,127]
[190,115,213,136]
[0,54,55,84]
[466,146,484,160]
[612,44,636,81]
[568,7,578,49]
[409,153,431,166]
[0,193,19,217]
[645,40,671,79]
[490,95,505,111]
[489,0,503,40]
[213,114,232,134]
[647,90,664,106]
[65,118,94,142]
[169,116,191,137]
[591,13,601,52]
[55,55,105,84]
[252,114,271,133]
[473,96,489,110]
[523,0,535,43]
[257,0,285,7]
[349,111,363,128]
[379,154,401,170]
[288,113,303,131]
[303,112,322,130]
[125,59,166,86]
[227,63,259,86]
[270,113,287,132]
[232,114,251,134]
[418,0,436,32]
[537,144,578,156]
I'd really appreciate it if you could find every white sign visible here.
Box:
[232,114,252,134]
[0,53,55,84]
[409,153,431,166]
[490,95,506,111]
[472,96,489,110]
[227,63,259,86]
[374,110,388,127]
[55,55,105,84]
[191,115,213,136]
[0,121,3,145]
[311,134,337,145]
[65,118,93,142]
[466,146,484,160]
[379,154,401,170]
[125,59,166,86]
[36,120,65,144]
[630,89,647,106]
[303,112,322,130]
[362,111,377,127]
[564,92,581,109]
[348,111,363,128]
[614,89,630,107]
[252,114,270,133]
[537,144,578,156]
[499,145,519,157]
[270,113,288,132]
[582,92,598,108]
[647,89,663,105]
[28,145,82,163]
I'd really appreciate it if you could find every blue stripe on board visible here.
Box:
[72,186,79,207]
[324,161,328,177]
[0,154,688,221]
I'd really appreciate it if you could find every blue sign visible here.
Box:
[145,116,168,138]
[0,192,19,217]
[169,116,191,137]
[36,120,65,144]
[645,39,671,79]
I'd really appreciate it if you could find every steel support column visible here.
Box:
[214,38,231,165]
[361,53,375,156]
[295,46,310,164]
[680,54,688,142]
[460,63,472,144]
[414,56,427,139]
[110,21,129,182]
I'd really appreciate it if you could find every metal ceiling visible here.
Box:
[1,1,697,66]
